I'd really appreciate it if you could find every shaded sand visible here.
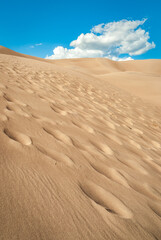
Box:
[0,46,161,240]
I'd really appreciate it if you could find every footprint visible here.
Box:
[143,158,161,174]
[43,127,73,146]
[116,155,148,175]
[3,94,14,102]
[128,180,161,201]
[43,96,55,104]
[6,103,16,111]
[90,161,130,188]
[4,128,32,145]
[90,141,113,155]
[129,139,141,149]
[81,181,132,219]
[38,94,48,102]
[4,94,26,107]
[106,121,116,130]
[0,113,8,121]
[132,128,143,135]
[6,103,29,117]
[36,144,74,166]
[72,120,94,134]
[151,140,160,149]
[71,138,91,151]
[4,108,14,118]
[32,114,56,125]
[51,105,67,116]
[148,201,161,218]
[103,133,122,145]
[14,100,27,107]
[125,117,133,126]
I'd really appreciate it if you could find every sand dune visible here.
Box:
[53,58,161,105]
[0,46,161,240]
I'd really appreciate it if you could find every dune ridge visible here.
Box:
[0,46,161,240]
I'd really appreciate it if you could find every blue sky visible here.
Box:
[0,0,161,60]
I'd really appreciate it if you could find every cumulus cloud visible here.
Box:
[46,19,155,61]
[48,46,104,59]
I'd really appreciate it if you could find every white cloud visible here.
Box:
[47,46,104,59]
[46,19,155,61]
[30,43,43,48]
[108,56,133,61]
[35,43,43,46]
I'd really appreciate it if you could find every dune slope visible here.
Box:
[0,47,161,240]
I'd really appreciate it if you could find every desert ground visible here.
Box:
[0,45,161,240]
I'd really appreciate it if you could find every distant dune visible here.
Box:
[0,45,50,63]
[0,46,161,240]
[53,57,161,106]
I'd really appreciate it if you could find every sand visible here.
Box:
[0,45,161,240]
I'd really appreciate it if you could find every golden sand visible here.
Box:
[0,46,161,239]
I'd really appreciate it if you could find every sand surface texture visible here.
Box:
[0,46,161,240]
